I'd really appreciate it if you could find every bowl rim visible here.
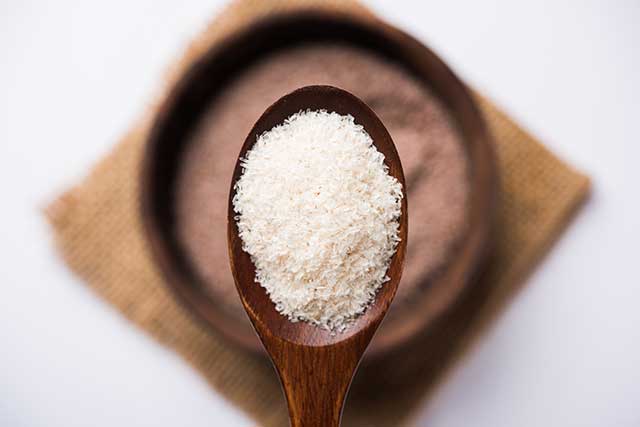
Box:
[140,9,498,359]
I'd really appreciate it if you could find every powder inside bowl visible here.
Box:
[176,43,469,318]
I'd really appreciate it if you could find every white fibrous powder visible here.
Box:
[232,110,403,332]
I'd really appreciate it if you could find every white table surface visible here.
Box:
[1,1,639,426]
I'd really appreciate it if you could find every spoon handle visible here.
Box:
[269,341,362,427]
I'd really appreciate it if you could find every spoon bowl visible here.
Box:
[227,85,407,426]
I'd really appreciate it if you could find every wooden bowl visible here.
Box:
[141,11,497,360]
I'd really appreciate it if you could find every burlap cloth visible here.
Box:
[45,0,590,426]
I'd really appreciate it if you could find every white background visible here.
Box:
[1,1,639,426]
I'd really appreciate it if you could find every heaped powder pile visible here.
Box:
[232,110,403,332]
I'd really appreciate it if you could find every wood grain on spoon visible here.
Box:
[227,85,408,427]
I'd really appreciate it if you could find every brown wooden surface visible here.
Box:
[140,10,497,359]
[227,86,408,426]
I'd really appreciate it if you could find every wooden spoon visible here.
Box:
[227,85,408,427]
